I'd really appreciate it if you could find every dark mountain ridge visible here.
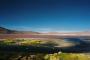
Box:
[0,27,40,34]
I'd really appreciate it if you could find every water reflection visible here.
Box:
[64,38,86,45]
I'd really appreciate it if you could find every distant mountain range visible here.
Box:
[43,31,90,36]
[0,27,90,36]
[0,27,40,34]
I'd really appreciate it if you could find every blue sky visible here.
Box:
[0,0,90,32]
